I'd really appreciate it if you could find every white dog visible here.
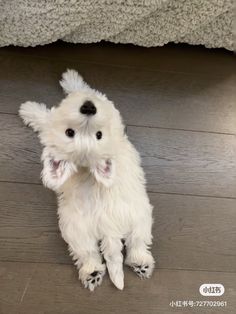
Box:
[19,70,154,291]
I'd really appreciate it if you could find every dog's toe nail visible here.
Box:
[91,271,98,277]
[91,279,96,284]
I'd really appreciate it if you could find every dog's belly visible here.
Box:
[58,191,138,243]
[97,202,133,239]
[58,169,151,246]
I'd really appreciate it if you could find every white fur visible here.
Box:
[60,69,92,94]
[19,69,155,291]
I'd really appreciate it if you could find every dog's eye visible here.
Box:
[65,128,75,138]
[96,131,102,140]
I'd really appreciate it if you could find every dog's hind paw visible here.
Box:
[82,269,106,292]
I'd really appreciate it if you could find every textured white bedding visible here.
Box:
[0,0,234,50]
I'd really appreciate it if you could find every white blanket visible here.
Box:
[0,0,234,50]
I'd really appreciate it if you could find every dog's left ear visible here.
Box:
[91,158,115,187]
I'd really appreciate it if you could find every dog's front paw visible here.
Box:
[79,264,106,291]
[125,250,155,279]
[131,263,153,279]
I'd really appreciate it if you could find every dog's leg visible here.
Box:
[125,226,155,279]
[101,237,124,290]
[69,242,106,291]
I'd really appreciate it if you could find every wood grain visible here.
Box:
[1,41,235,76]
[0,262,35,314]
[127,126,236,198]
[1,51,235,134]
[1,262,235,314]
[0,114,41,184]
[0,182,69,264]
[1,182,236,272]
[151,193,236,272]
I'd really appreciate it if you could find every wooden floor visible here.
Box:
[0,42,236,314]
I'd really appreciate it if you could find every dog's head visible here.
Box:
[19,70,125,190]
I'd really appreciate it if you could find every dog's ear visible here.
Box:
[19,101,50,132]
[60,69,108,100]
[41,149,77,191]
[91,158,115,187]
[60,69,92,94]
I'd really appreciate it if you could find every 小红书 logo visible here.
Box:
[199,284,225,296]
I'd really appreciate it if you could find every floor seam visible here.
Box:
[1,111,236,136]
[0,180,235,200]
[127,124,236,136]
[147,191,236,200]
[1,260,236,274]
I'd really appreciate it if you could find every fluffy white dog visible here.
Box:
[19,70,154,291]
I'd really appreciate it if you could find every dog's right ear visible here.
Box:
[19,101,51,132]
[41,149,77,191]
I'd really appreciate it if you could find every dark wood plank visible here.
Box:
[152,193,236,272]
[1,41,235,76]
[1,182,236,272]
[0,114,41,184]
[0,182,69,264]
[3,262,234,314]
[0,52,236,134]
[1,114,235,198]
[0,53,63,112]
[0,262,35,314]
[128,126,236,198]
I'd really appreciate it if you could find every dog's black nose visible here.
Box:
[80,101,97,115]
